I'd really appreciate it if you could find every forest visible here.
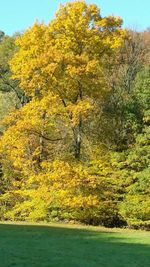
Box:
[0,1,150,229]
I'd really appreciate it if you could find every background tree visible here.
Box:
[101,30,147,151]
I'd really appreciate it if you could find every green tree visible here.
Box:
[115,66,150,226]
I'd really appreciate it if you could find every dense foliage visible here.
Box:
[0,1,149,228]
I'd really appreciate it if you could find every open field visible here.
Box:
[0,222,150,267]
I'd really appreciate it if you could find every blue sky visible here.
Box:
[1,0,149,35]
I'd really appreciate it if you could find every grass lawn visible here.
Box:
[0,222,150,267]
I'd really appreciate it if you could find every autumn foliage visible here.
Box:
[0,1,149,228]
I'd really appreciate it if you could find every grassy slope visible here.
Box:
[0,222,150,267]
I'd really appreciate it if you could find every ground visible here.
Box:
[0,222,150,267]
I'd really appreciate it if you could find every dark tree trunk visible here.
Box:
[74,115,82,159]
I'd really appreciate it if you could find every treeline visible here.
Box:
[0,1,150,228]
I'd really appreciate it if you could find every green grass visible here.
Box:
[0,222,150,267]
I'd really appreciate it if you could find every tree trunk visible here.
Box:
[74,115,82,159]
[38,111,46,164]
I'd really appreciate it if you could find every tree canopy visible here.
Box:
[0,1,149,229]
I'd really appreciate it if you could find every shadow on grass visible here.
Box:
[0,223,149,267]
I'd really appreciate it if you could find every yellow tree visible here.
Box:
[0,1,126,224]
[10,1,125,159]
